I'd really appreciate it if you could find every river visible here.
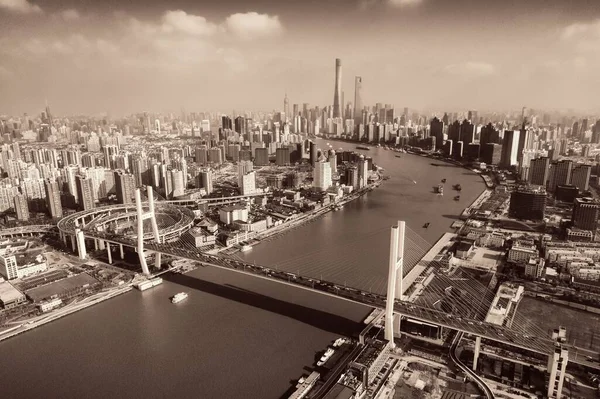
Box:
[0,140,485,399]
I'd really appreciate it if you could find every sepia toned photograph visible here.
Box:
[0,0,599,398]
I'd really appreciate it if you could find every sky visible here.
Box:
[0,0,599,116]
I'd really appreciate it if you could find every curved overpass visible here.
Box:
[0,225,57,237]
[57,202,195,243]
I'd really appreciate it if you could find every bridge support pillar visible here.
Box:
[473,336,481,371]
[75,229,87,260]
[135,186,162,276]
[155,252,161,269]
[94,239,98,251]
[119,244,124,260]
[385,220,405,347]
[98,240,105,251]
[70,234,77,252]
[106,242,112,264]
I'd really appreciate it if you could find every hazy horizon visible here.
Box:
[1,0,599,116]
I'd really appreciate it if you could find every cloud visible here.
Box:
[161,10,217,36]
[388,0,423,6]
[444,62,496,77]
[561,19,600,53]
[359,0,424,9]
[0,0,42,14]
[224,12,283,39]
[59,9,80,21]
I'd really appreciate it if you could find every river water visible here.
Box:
[0,140,484,399]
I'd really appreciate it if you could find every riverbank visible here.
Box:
[222,181,381,255]
[0,284,132,343]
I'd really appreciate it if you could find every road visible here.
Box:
[450,332,494,399]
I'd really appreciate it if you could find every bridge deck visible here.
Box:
[77,230,600,366]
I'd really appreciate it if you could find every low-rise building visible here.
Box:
[0,281,26,309]
[567,228,594,242]
[508,241,539,263]
[188,228,217,248]
[525,257,545,278]
[455,241,474,259]
[38,298,63,312]
[478,232,505,248]
[219,203,249,225]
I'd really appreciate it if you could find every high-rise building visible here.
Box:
[509,186,546,221]
[555,185,579,203]
[571,164,592,192]
[275,147,290,166]
[353,77,363,126]
[500,130,520,167]
[283,93,289,121]
[309,141,318,167]
[481,143,502,165]
[44,179,63,219]
[76,174,95,211]
[357,155,369,188]
[197,169,213,195]
[240,171,256,195]
[114,170,135,204]
[547,160,572,192]
[332,59,342,118]
[573,197,600,231]
[528,157,550,186]
[313,161,332,191]
[254,148,269,166]
[430,117,444,150]
[345,166,358,188]
[13,194,29,221]
[170,169,185,198]
[238,160,253,188]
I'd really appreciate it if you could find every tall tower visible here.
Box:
[385,221,405,347]
[333,58,342,118]
[354,77,363,125]
[284,93,289,122]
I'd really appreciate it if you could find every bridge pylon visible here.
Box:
[135,186,162,275]
[385,220,405,347]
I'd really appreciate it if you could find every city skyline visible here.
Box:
[0,0,600,115]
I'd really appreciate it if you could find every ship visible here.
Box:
[441,178,447,183]
[135,277,163,291]
[436,184,444,195]
[317,348,335,366]
[454,195,460,201]
[454,184,462,191]
[356,146,370,151]
[171,292,188,304]
[423,222,430,228]
[333,338,347,348]
[240,244,252,252]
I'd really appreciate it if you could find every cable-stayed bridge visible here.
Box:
[56,187,600,369]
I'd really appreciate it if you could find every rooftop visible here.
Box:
[0,281,25,302]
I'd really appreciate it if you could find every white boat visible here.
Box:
[333,338,346,347]
[240,245,252,252]
[317,348,335,366]
[171,292,188,304]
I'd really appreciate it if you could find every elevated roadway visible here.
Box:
[57,227,600,367]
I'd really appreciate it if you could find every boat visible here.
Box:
[441,178,447,183]
[423,223,430,228]
[240,244,252,252]
[317,348,335,366]
[171,292,188,304]
[135,277,163,291]
[356,146,370,151]
[295,377,306,389]
[436,184,444,195]
[333,338,346,347]
[395,155,402,158]
[454,184,462,191]
[454,195,460,201]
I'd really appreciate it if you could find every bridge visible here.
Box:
[0,225,57,238]
[55,187,600,373]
